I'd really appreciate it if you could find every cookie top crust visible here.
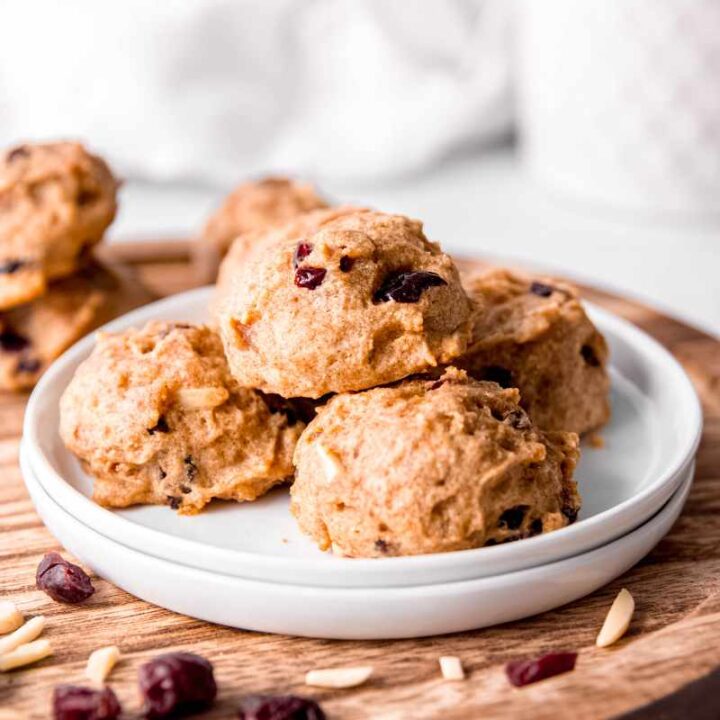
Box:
[219,209,472,398]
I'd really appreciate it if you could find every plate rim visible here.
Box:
[22,449,692,638]
[22,285,703,588]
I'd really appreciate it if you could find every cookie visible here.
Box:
[0,142,119,310]
[59,322,304,514]
[212,206,365,320]
[291,367,581,558]
[458,268,610,434]
[219,209,472,398]
[0,262,154,392]
[202,177,328,258]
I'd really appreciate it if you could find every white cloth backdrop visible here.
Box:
[0,0,513,185]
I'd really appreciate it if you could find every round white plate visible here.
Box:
[23,287,701,588]
[22,444,693,639]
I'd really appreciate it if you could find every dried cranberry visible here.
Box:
[53,685,121,720]
[295,267,326,290]
[373,270,447,304]
[292,242,313,268]
[237,694,326,720]
[374,539,390,554]
[498,506,527,531]
[504,409,531,430]
[16,357,41,374]
[0,330,30,352]
[6,145,29,163]
[581,344,601,367]
[36,552,95,604]
[167,496,182,510]
[184,456,198,481]
[478,366,513,389]
[506,651,577,687]
[529,518,543,536]
[530,281,554,297]
[0,258,25,274]
[139,652,217,719]
[339,256,354,272]
[148,416,170,435]
[562,505,579,524]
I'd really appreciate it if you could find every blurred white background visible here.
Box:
[1,0,718,333]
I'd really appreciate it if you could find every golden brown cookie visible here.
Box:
[202,177,328,259]
[0,262,154,392]
[0,142,119,310]
[59,322,304,514]
[291,368,581,558]
[219,209,472,398]
[458,268,610,434]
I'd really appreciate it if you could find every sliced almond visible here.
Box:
[316,443,341,481]
[176,386,229,410]
[0,601,23,635]
[0,639,53,671]
[0,615,45,656]
[439,656,465,681]
[305,666,373,689]
[85,645,121,684]
[596,588,635,648]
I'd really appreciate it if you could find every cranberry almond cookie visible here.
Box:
[458,268,610,434]
[219,210,472,398]
[60,322,303,514]
[291,368,580,558]
[202,176,328,258]
[0,142,118,310]
[0,262,154,392]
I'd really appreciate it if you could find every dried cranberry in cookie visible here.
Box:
[458,268,610,434]
[291,367,580,557]
[59,322,303,514]
[0,141,118,310]
[219,210,472,398]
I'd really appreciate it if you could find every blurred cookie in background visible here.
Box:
[0,141,119,310]
[195,176,328,282]
[0,261,155,392]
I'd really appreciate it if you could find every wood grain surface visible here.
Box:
[1,245,718,719]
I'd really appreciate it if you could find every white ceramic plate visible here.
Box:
[23,287,701,588]
[21,444,693,639]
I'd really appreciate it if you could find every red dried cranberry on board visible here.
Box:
[506,651,578,687]
[36,552,95,604]
[237,694,326,720]
[139,652,217,718]
[53,685,121,720]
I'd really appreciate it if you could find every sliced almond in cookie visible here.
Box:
[0,639,53,671]
[596,588,635,648]
[305,666,373,688]
[439,656,465,680]
[0,601,23,635]
[0,615,45,656]
[316,443,341,481]
[85,645,120,684]
[176,387,229,409]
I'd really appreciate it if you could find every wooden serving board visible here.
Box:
[1,243,719,719]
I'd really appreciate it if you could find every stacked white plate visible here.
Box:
[21,287,702,639]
